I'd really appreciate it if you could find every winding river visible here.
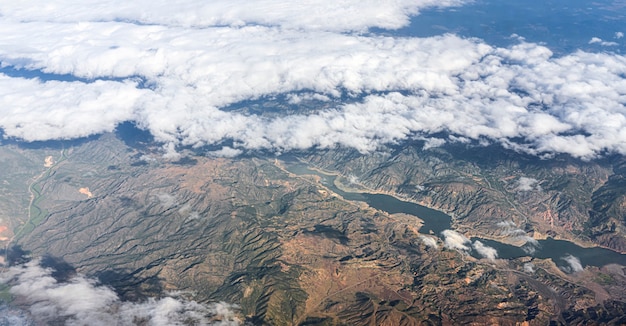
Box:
[284,161,626,270]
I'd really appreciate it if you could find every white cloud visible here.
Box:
[177,204,201,221]
[497,221,522,235]
[616,32,624,39]
[0,1,624,159]
[422,137,447,150]
[207,146,243,158]
[287,92,331,104]
[497,221,539,254]
[187,211,201,220]
[523,262,535,273]
[516,177,538,192]
[156,193,177,208]
[0,76,145,141]
[440,230,498,260]
[589,37,618,46]
[441,229,471,251]
[521,240,540,255]
[419,235,438,248]
[0,259,241,325]
[560,254,584,273]
[0,0,467,32]
[472,240,498,261]
[589,37,602,44]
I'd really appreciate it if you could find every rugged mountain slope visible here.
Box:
[589,158,626,251]
[1,134,625,324]
[302,143,623,251]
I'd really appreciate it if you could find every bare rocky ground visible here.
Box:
[302,143,626,253]
[0,133,625,325]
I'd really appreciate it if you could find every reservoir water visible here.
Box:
[284,160,626,270]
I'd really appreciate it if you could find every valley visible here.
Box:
[0,133,625,324]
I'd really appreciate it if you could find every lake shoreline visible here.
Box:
[279,159,626,268]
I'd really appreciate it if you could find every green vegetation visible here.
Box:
[13,181,48,241]
[0,284,12,303]
[595,273,615,285]
[12,149,67,241]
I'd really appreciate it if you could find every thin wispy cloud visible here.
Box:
[523,262,535,273]
[497,221,539,254]
[560,254,584,273]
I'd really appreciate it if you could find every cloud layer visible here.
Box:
[0,0,466,32]
[0,259,241,326]
[0,1,625,159]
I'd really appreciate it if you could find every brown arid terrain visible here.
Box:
[302,143,626,254]
[0,133,625,325]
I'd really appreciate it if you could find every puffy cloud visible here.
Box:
[0,259,241,325]
[0,75,145,141]
[419,235,438,248]
[617,32,624,39]
[0,0,467,32]
[0,1,625,159]
[207,146,243,158]
[589,37,618,46]
[560,254,584,273]
[441,230,498,260]
[441,229,471,251]
[516,177,539,192]
[472,240,498,261]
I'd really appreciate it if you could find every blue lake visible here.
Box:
[284,160,626,270]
